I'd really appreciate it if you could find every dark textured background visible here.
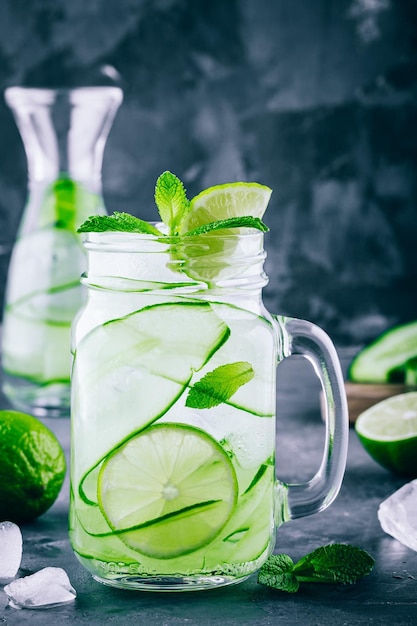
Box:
[0,0,416,347]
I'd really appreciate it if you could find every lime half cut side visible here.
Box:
[180,182,272,234]
[355,392,417,476]
[97,423,238,559]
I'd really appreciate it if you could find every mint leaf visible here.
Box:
[154,171,190,235]
[77,212,162,235]
[257,554,299,593]
[293,544,375,585]
[52,177,78,231]
[42,177,99,232]
[185,361,255,409]
[257,545,374,593]
[184,216,269,236]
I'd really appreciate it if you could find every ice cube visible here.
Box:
[0,521,23,584]
[4,567,76,609]
[378,479,417,552]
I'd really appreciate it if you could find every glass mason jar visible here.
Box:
[1,86,122,416]
[69,228,348,592]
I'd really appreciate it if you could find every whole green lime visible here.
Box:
[0,410,66,522]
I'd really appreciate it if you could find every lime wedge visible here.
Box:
[97,423,238,559]
[173,183,271,285]
[355,392,417,476]
[180,182,272,234]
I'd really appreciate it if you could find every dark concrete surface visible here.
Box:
[0,348,416,625]
[1,0,417,346]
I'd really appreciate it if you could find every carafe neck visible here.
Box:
[5,86,123,193]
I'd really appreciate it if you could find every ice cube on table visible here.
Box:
[0,521,23,584]
[4,567,76,609]
[378,479,417,552]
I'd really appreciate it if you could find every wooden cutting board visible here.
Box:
[345,382,417,424]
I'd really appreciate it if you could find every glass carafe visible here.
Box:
[1,86,123,417]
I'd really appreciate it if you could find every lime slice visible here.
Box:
[97,423,238,559]
[173,183,271,285]
[180,182,272,234]
[355,392,417,476]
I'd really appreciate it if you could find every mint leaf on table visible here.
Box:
[184,216,269,236]
[154,171,190,235]
[258,544,375,593]
[293,544,375,585]
[258,554,300,593]
[77,212,162,235]
[185,361,255,409]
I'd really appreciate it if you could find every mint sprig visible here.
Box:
[154,171,190,235]
[77,171,269,237]
[77,212,162,235]
[258,545,375,593]
[186,361,255,409]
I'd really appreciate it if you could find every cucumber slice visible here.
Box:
[348,321,417,384]
[6,227,85,305]
[72,301,230,476]
[197,302,276,417]
[2,310,71,383]
[209,461,274,564]
[2,226,85,383]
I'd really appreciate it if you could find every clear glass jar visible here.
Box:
[69,229,348,592]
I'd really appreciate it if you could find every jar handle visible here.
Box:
[272,315,349,524]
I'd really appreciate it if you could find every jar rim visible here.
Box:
[82,225,266,252]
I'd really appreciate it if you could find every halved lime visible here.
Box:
[180,182,272,234]
[97,423,238,559]
[355,392,417,476]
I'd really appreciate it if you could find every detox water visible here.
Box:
[69,174,348,591]
[69,231,277,590]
